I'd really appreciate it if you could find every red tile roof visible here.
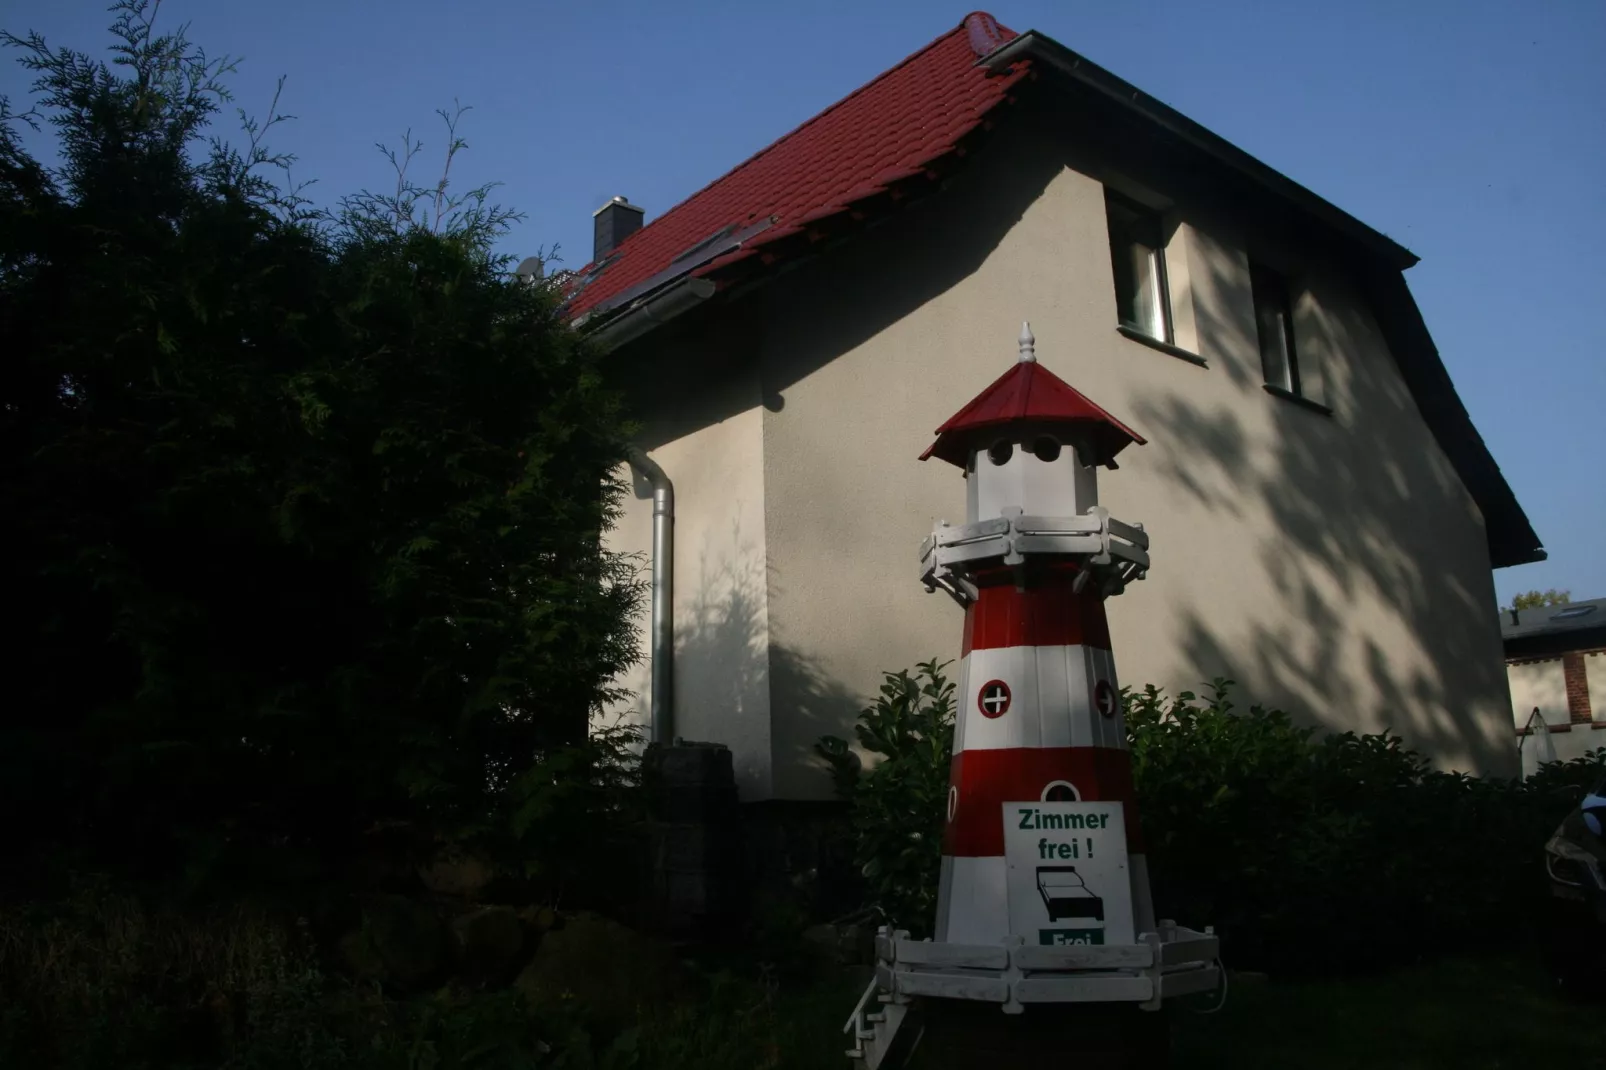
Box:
[566,13,1032,322]
[921,351,1146,468]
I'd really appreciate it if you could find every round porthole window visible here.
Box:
[987,440,1014,466]
[1031,436,1062,462]
[1041,780,1080,802]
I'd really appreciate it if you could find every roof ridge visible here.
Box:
[581,15,995,270]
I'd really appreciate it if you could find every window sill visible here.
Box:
[1262,383,1332,416]
[1115,324,1208,368]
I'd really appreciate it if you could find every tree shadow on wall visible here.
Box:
[670,522,862,801]
[669,524,866,914]
[1127,247,1512,773]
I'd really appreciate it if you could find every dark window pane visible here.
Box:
[1107,194,1170,342]
[1251,263,1299,394]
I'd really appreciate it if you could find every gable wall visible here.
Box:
[602,95,1515,802]
[751,106,1513,798]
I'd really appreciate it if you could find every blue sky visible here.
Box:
[4,1,1602,607]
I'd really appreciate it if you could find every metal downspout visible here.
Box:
[628,450,674,745]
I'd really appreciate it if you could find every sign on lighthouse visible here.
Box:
[1003,801,1134,946]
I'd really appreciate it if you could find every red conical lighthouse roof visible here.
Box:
[920,325,1146,467]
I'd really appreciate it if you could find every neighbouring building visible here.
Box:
[573,13,1543,801]
[1505,598,1606,771]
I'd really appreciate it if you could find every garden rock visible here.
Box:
[801,922,844,963]
[419,848,495,899]
[338,894,449,991]
[802,921,873,965]
[515,912,679,1029]
[452,905,527,988]
[519,904,559,933]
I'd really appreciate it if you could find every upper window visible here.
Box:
[1250,263,1300,394]
[1106,193,1171,343]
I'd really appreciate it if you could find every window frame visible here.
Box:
[1249,261,1301,396]
[1105,191,1173,346]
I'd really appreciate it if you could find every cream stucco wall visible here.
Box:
[604,103,1516,800]
[602,350,775,800]
[1507,659,1568,727]
[1588,652,1606,718]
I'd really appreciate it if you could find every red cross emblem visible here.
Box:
[979,679,1011,718]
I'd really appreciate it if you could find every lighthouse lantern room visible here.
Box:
[918,323,1153,605]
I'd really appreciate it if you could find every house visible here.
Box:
[1505,598,1606,770]
[576,13,1543,801]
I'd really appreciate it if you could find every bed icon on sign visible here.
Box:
[1035,866,1105,944]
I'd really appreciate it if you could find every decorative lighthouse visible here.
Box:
[844,325,1218,1069]
[921,322,1155,950]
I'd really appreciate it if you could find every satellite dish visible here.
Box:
[515,256,544,281]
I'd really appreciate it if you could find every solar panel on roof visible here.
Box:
[671,226,738,266]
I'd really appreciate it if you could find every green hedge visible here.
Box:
[820,666,1604,974]
[815,661,955,938]
[1128,680,1600,974]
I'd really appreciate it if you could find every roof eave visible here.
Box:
[982,31,1420,272]
[1504,624,1606,660]
[585,276,718,354]
[1358,270,1545,569]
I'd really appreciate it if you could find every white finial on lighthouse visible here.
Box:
[1018,321,1036,363]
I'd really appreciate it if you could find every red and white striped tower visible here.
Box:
[919,323,1156,948]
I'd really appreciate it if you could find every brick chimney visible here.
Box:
[593,196,644,261]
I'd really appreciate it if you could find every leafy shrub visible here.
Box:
[500,719,648,911]
[815,660,955,936]
[1127,680,1602,973]
[819,664,1604,973]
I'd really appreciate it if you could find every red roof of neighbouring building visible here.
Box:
[565,13,1031,322]
[921,351,1146,467]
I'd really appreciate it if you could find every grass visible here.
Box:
[1171,955,1605,1070]
[5,887,1598,1069]
[770,956,1604,1069]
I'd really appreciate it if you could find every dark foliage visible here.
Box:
[1126,679,1601,975]
[815,660,955,936]
[0,2,642,901]
[0,884,853,1070]
[822,664,1603,972]
[1508,589,1571,611]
